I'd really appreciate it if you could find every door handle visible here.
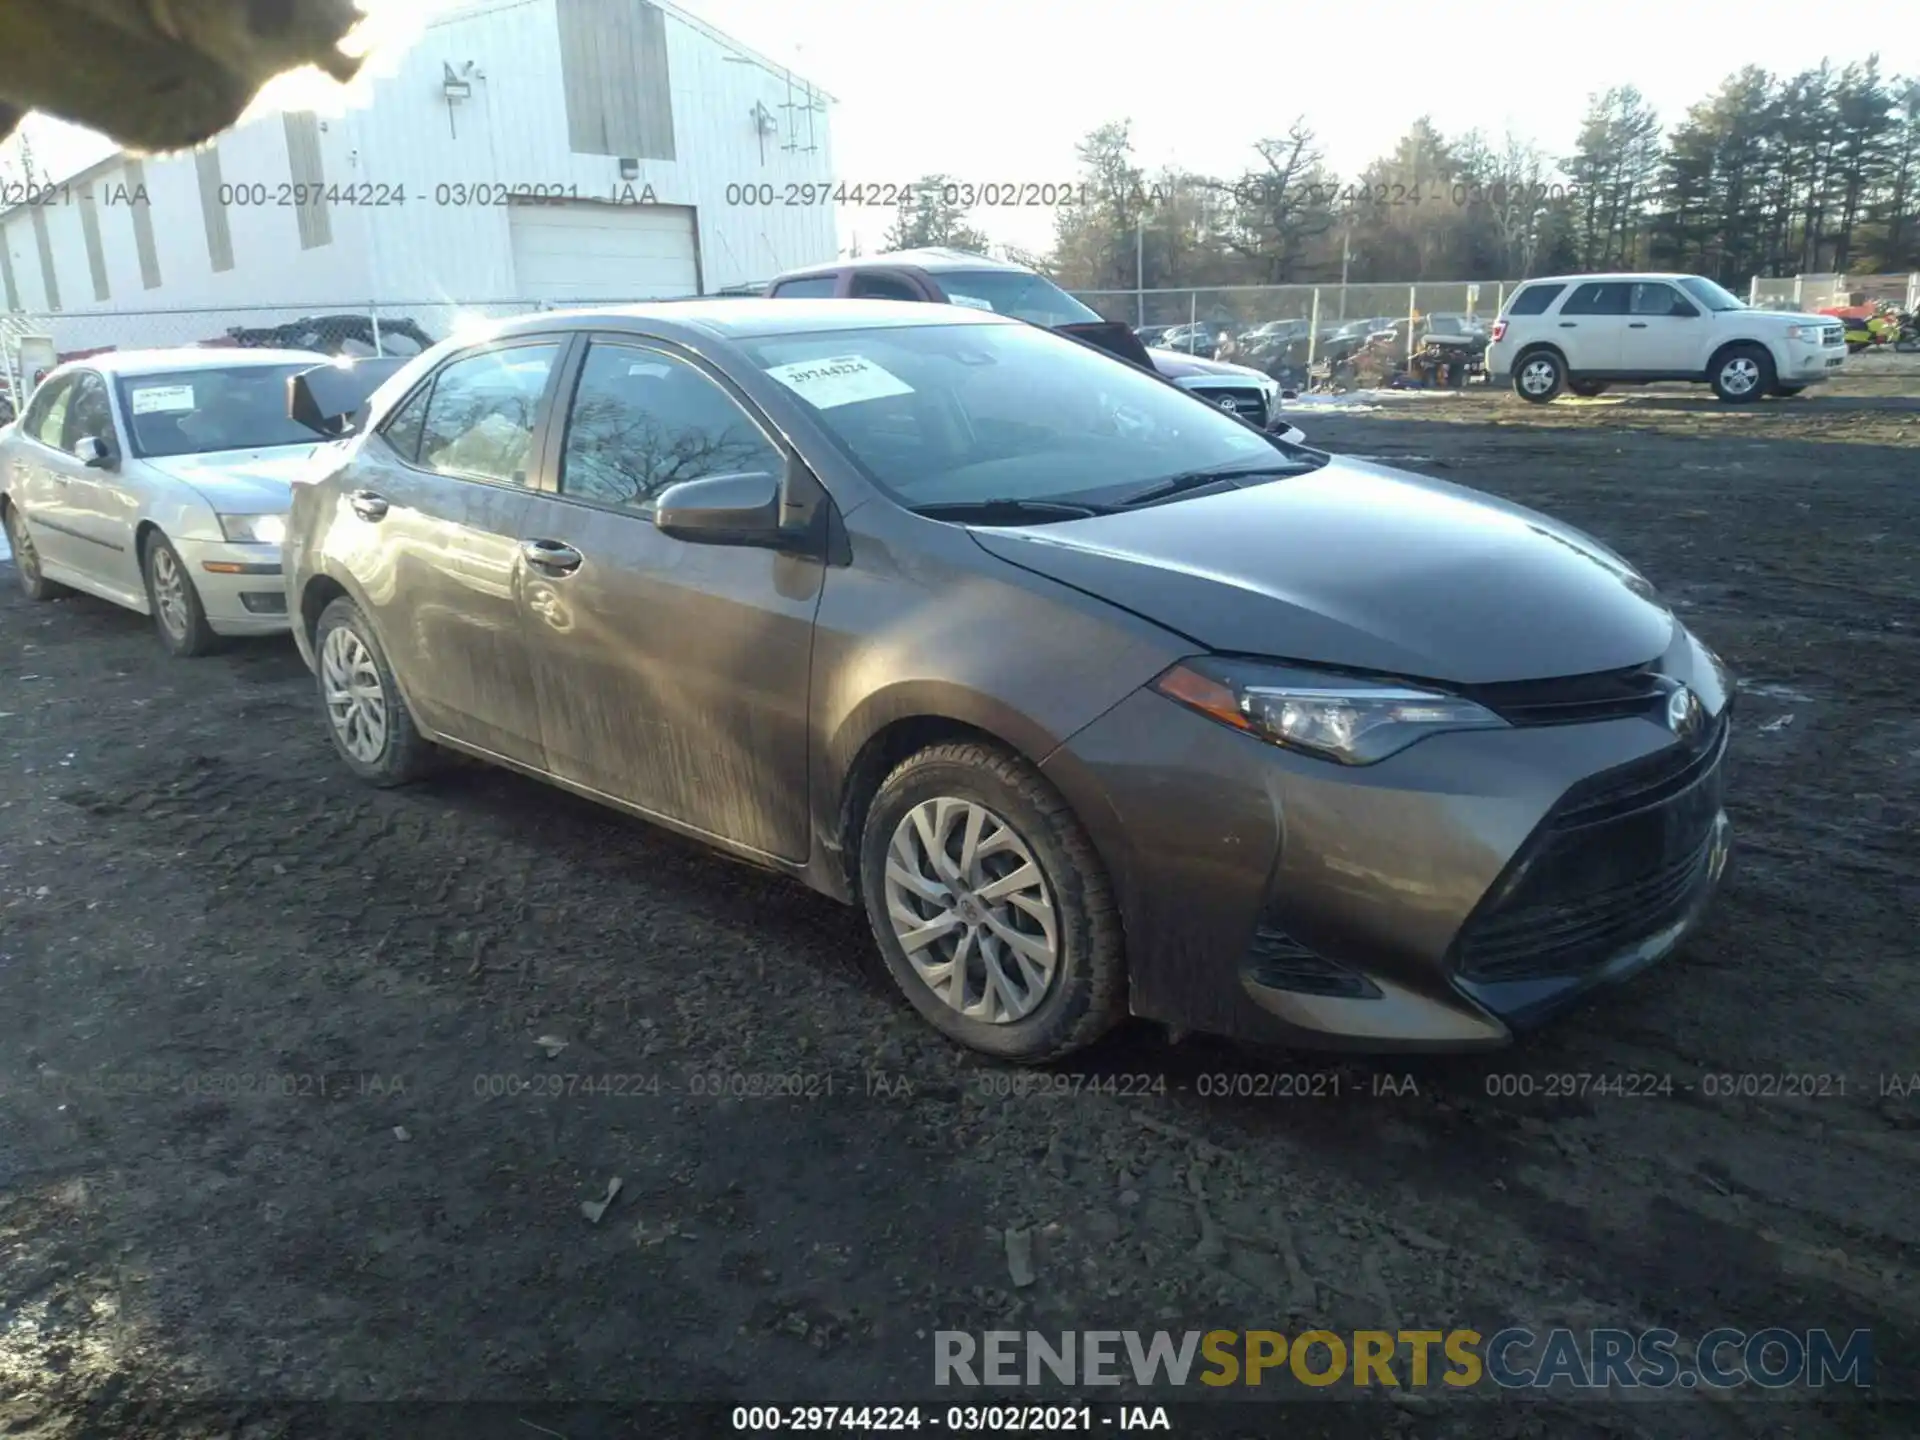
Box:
[519,538,583,576]
[1629,322,1648,328]
[1558,322,1577,328]
[349,489,390,521]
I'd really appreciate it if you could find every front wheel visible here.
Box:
[858,741,1126,1063]
[313,596,441,787]
[1512,351,1564,402]
[141,531,223,657]
[2,502,70,601]
[1711,344,1775,403]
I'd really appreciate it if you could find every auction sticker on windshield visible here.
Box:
[766,355,914,409]
[945,293,995,311]
[130,384,196,415]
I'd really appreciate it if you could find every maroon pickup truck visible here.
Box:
[759,248,1303,441]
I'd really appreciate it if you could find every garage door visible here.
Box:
[507,202,699,301]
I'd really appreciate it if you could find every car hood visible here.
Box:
[140,444,319,510]
[1147,350,1271,381]
[1729,309,1823,326]
[969,457,1676,685]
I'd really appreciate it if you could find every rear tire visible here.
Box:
[140,531,223,657]
[858,741,1126,1064]
[1512,350,1565,403]
[2,501,70,601]
[313,596,442,787]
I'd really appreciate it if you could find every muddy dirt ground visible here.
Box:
[2,374,1917,1439]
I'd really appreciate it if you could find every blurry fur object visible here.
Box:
[1351,336,1402,389]
[0,0,363,154]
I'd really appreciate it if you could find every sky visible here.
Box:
[5,0,1917,259]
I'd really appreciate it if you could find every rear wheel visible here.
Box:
[1711,344,1774,403]
[2,501,70,601]
[1512,350,1564,403]
[1568,379,1608,397]
[858,741,1126,1063]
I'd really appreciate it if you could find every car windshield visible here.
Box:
[932,271,1104,326]
[742,321,1317,512]
[118,364,324,458]
[1679,277,1747,312]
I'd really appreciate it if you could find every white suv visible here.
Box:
[1486,273,1848,404]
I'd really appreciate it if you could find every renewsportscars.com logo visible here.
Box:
[934,1328,1873,1392]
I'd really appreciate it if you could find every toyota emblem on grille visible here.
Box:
[1666,684,1700,735]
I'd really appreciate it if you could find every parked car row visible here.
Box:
[1,299,1736,1067]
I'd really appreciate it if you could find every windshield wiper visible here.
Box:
[909,497,1111,524]
[1112,461,1320,510]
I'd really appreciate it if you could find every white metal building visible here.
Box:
[0,0,838,328]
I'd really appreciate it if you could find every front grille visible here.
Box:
[1455,828,1716,982]
[1453,715,1729,984]
[1462,663,1671,727]
[1191,385,1269,423]
[1245,925,1381,998]
[1822,326,1845,347]
[1555,707,1728,828]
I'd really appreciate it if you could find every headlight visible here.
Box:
[218,513,287,545]
[1784,324,1818,341]
[1154,658,1507,765]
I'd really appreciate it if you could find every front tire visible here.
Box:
[313,596,440,787]
[1711,344,1774,403]
[3,502,70,601]
[141,531,223,657]
[1512,350,1565,403]
[858,741,1126,1063]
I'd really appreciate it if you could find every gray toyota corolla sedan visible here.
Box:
[284,300,1734,1063]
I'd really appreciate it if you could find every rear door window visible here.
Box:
[23,376,74,448]
[770,276,838,298]
[1559,282,1631,316]
[1505,284,1567,317]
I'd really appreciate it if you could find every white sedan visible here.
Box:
[0,347,330,656]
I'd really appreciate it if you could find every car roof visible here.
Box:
[62,347,333,377]
[1518,273,1698,285]
[775,248,1031,282]
[486,297,1017,343]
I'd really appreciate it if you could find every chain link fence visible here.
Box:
[1068,281,1519,387]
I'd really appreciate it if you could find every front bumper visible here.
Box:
[1783,338,1846,380]
[173,536,291,636]
[1042,674,1733,1051]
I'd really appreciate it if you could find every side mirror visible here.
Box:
[289,357,410,438]
[75,435,117,469]
[653,471,783,547]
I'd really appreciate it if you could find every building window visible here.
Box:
[556,0,676,160]
[125,159,163,289]
[80,188,110,301]
[196,146,236,273]
[28,204,59,311]
[0,227,19,311]
[283,112,333,250]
